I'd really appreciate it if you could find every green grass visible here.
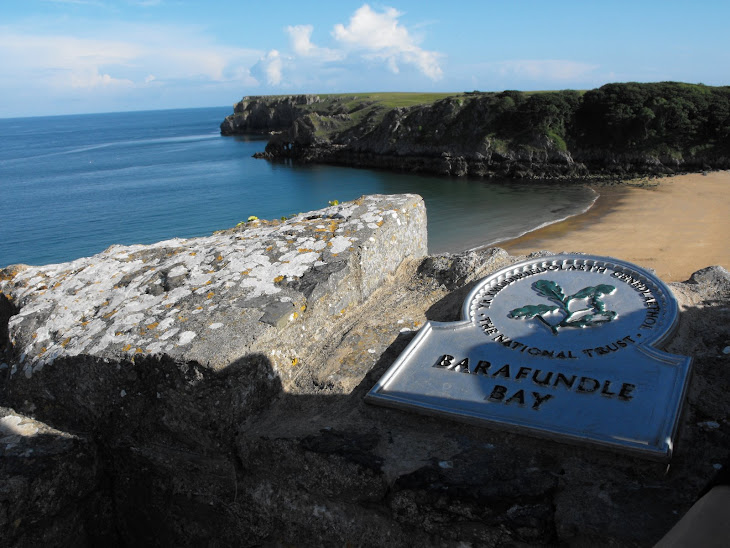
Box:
[310,92,459,107]
[546,130,568,151]
[272,93,463,140]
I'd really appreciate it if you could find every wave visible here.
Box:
[0,133,220,164]
[468,187,600,251]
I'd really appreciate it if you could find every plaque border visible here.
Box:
[366,254,692,461]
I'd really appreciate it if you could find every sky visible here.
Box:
[1,0,729,118]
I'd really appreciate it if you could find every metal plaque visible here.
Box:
[366,254,692,460]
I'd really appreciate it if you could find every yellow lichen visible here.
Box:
[61,337,71,348]
[122,344,132,352]
[274,275,285,283]
[146,322,158,330]
[291,357,299,366]
[206,292,215,299]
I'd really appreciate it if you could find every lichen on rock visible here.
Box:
[0,194,426,377]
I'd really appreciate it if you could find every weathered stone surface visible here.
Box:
[1,194,425,377]
[0,407,102,547]
[1,195,729,546]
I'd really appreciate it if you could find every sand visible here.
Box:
[500,171,730,282]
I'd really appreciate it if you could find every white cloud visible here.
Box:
[259,4,444,88]
[332,4,443,80]
[288,25,316,56]
[0,5,445,114]
[0,25,261,92]
[254,50,283,86]
[71,68,133,88]
[286,24,342,62]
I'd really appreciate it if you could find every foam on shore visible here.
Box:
[472,187,600,251]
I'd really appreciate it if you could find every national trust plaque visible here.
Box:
[366,255,692,460]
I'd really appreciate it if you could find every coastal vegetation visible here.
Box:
[221,82,730,179]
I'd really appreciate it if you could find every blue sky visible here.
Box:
[1,0,728,117]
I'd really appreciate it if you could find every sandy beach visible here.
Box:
[501,171,730,282]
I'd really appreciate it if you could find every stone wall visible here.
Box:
[1,195,729,546]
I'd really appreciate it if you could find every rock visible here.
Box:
[1,195,729,546]
[0,407,104,547]
[220,95,322,135]
[1,194,425,377]
[220,93,730,179]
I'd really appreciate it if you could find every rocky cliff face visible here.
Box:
[2,195,729,546]
[220,95,322,135]
[221,91,730,179]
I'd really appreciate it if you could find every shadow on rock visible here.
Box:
[2,264,730,547]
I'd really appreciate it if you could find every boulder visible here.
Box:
[1,195,729,546]
[0,407,103,547]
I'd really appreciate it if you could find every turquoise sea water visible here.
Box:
[0,107,596,267]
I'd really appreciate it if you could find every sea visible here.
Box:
[0,106,597,268]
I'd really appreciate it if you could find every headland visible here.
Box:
[221,83,730,180]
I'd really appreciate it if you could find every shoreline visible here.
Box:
[499,171,730,282]
[474,186,600,251]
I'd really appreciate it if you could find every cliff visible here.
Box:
[2,195,730,546]
[221,84,730,179]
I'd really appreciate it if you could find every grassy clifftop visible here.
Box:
[221,83,730,179]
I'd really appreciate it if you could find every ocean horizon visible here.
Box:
[0,106,597,268]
